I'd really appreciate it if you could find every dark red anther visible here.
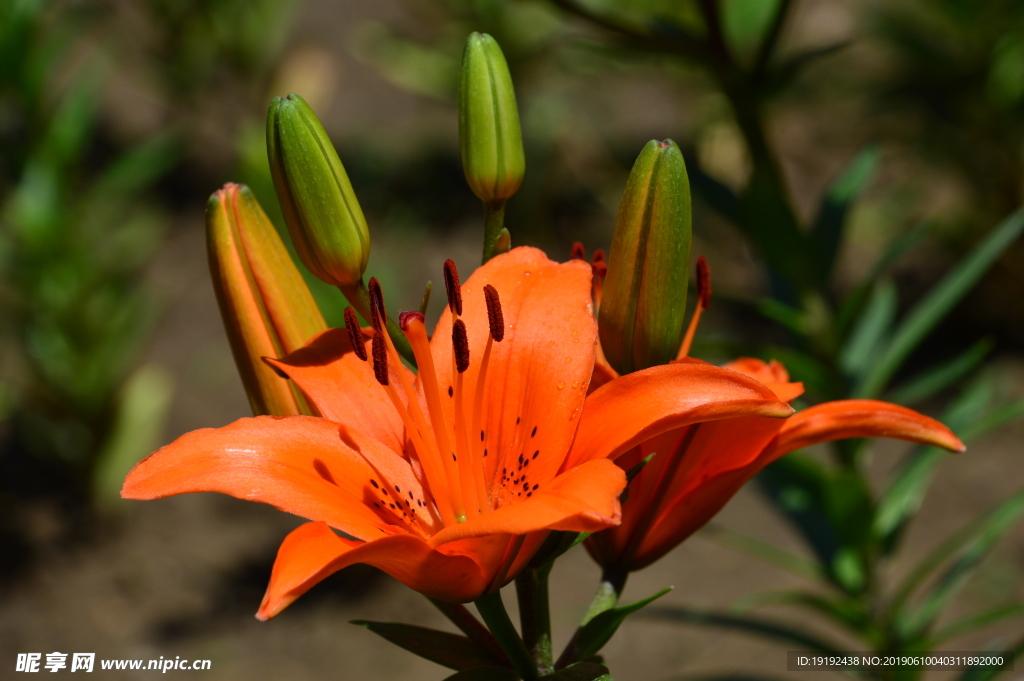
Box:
[696,256,712,310]
[371,333,389,385]
[483,284,504,342]
[399,311,424,331]
[452,319,470,373]
[344,307,367,361]
[591,249,605,265]
[570,242,586,260]
[443,259,463,316]
[368,277,386,330]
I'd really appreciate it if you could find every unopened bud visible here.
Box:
[458,33,525,201]
[599,139,692,374]
[267,94,370,287]
[206,183,327,416]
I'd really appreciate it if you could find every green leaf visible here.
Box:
[855,208,1024,398]
[756,454,843,578]
[684,151,741,223]
[960,399,1024,441]
[890,489,1024,638]
[810,145,880,286]
[886,338,993,406]
[955,634,1024,681]
[839,279,897,378]
[643,607,848,654]
[445,669,520,681]
[574,587,672,660]
[874,372,995,544]
[352,621,502,671]
[702,524,823,582]
[542,661,611,680]
[928,603,1024,645]
[731,590,875,639]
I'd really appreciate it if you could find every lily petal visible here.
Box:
[430,247,598,496]
[429,459,625,546]
[267,328,408,453]
[763,399,966,461]
[564,362,794,469]
[121,416,415,541]
[722,357,804,402]
[257,522,495,619]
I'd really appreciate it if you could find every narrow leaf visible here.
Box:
[730,589,875,638]
[352,620,500,671]
[955,634,1024,681]
[874,372,995,543]
[839,279,897,378]
[542,661,611,680]
[890,489,1024,628]
[810,145,880,285]
[856,208,1024,398]
[886,338,993,406]
[702,524,823,582]
[575,588,672,660]
[928,603,1024,645]
[445,669,519,681]
[644,607,848,654]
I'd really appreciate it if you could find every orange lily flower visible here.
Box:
[122,247,795,619]
[576,253,965,572]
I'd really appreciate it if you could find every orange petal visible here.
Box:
[429,247,598,499]
[428,459,626,547]
[267,328,408,453]
[564,362,794,469]
[723,357,804,402]
[121,415,411,541]
[258,521,500,618]
[763,399,966,461]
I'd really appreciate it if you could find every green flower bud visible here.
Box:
[207,183,327,416]
[458,32,525,201]
[267,94,370,287]
[599,139,693,375]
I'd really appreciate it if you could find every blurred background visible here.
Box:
[1,0,1022,679]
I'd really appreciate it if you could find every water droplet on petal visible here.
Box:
[572,381,579,388]
[564,357,571,363]
[556,382,565,390]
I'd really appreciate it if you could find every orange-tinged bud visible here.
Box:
[207,183,327,416]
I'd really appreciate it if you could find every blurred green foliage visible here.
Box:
[353,0,1024,675]
[0,0,297,527]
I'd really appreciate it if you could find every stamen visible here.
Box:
[368,277,386,331]
[344,307,368,361]
[483,285,504,342]
[677,256,712,359]
[452,320,470,373]
[591,249,605,265]
[696,255,712,310]
[443,259,463,316]
[375,306,456,526]
[401,314,467,522]
[371,334,389,385]
[591,252,607,313]
[570,242,586,260]
[472,321,496,509]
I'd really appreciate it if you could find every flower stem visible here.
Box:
[555,566,628,669]
[481,199,509,264]
[429,598,510,667]
[515,563,554,675]
[475,590,539,680]
[339,279,416,365]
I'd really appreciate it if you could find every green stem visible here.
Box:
[556,566,628,669]
[481,199,509,264]
[475,591,539,680]
[339,279,416,365]
[515,563,554,675]
[429,598,511,668]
